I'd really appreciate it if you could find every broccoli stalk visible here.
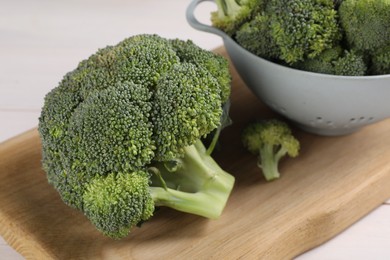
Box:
[214,0,242,17]
[83,141,234,239]
[255,140,289,181]
[150,140,234,219]
[211,0,261,36]
[242,119,300,181]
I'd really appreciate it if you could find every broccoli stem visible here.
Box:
[150,140,235,219]
[206,126,221,155]
[215,0,242,18]
[258,144,287,181]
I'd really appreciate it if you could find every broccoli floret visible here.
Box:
[242,119,300,181]
[168,39,233,155]
[294,46,343,75]
[333,50,367,76]
[169,38,231,103]
[371,45,390,75]
[152,62,223,161]
[83,171,154,239]
[295,47,367,76]
[235,13,280,60]
[267,0,341,64]
[339,0,390,53]
[211,0,264,36]
[38,34,235,239]
[231,0,341,64]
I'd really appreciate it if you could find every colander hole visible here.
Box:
[326,121,333,126]
[316,117,323,122]
[350,118,356,123]
[369,117,374,121]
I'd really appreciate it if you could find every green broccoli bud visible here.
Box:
[333,50,367,76]
[83,171,154,239]
[169,39,231,102]
[235,14,280,60]
[294,46,343,75]
[295,47,367,76]
[267,0,341,64]
[242,119,300,181]
[339,0,390,53]
[152,62,223,161]
[371,45,390,75]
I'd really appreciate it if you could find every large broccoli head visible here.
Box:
[38,34,234,239]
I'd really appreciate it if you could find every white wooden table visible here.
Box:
[1,1,389,259]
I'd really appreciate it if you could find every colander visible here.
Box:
[187,0,390,136]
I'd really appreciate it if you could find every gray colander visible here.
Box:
[187,0,390,136]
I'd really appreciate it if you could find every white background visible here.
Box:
[1,0,390,259]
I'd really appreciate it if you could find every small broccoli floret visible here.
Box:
[242,119,300,181]
[211,0,264,36]
[295,47,367,76]
[294,47,343,75]
[235,14,280,60]
[38,34,235,239]
[267,0,341,64]
[339,0,390,53]
[333,50,367,76]
[371,45,390,75]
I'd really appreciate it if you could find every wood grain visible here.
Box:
[1,48,390,259]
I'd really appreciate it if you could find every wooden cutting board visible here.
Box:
[1,48,390,260]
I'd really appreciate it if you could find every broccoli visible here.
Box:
[339,0,390,53]
[218,0,341,64]
[333,50,367,76]
[295,47,367,76]
[212,0,390,76]
[294,47,343,75]
[235,13,280,60]
[38,34,235,239]
[211,0,264,36]
[266,0,341,64]
[371,45,390,75]
[242,119,300,181]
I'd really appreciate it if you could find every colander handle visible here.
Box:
[186,0,230,40]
